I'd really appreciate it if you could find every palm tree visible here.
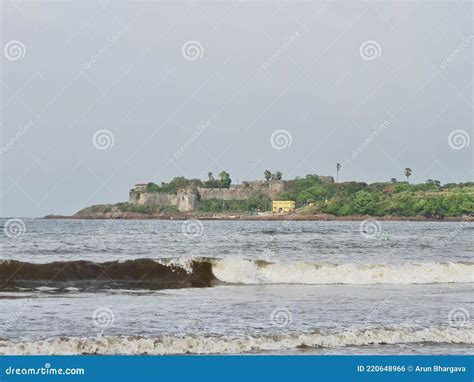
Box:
[404,168,412,183]
[336,163,341,182]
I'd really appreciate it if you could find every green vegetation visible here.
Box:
[336,163,341,182]
[113,202,177,214]
[133,171,473,218]
[264,170,282,182]
[145,177,203,194]
[404,168,412,183]
[279,175,473,218]
[77,202,179,216]
[198,191,271,213]
[203,171,232,188]
[144,172,234,193]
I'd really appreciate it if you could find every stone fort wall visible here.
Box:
[129,177,333,212]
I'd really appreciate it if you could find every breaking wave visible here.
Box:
[1,326,472,355]
[0,258,472,291]
[211,258,474,285]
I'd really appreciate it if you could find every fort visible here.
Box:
[129,176,335,212]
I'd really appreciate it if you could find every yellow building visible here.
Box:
[272,200,296,213]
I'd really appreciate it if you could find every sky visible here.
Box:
[1,1,472,217]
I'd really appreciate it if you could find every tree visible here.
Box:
[146,182,160,193]
[336,163,341,182]
[275,171,282,180]
[404,168,412,183]
[351,190,378,215]
[264,170,272,183]
[390,178,398,184]
[208,172,214,180]
[219,171,231,188]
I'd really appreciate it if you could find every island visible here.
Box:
[45,170,474,221]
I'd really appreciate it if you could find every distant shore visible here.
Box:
[43,212,471,222]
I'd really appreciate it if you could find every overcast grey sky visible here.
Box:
[1,1,472,217]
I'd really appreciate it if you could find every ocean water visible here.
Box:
[0,218,472,355]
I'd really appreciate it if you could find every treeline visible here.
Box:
[145,171,231,194]
[139,171,472,218]
[279,175,473,218]
[143,169,284,194]
[197,175,473,217]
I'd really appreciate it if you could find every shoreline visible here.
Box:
[43,213,472,222]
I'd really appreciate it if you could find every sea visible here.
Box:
[0,218,472,355]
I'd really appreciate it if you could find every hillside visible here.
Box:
[65,175,474,220]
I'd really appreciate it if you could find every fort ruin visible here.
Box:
[129,176,334,212]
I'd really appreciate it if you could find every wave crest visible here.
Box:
[1,326,472,355]
[0,258,472,291]
[212,259,474,285]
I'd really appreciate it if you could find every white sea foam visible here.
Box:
[211,259,474,285]
[1,327,472,355]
